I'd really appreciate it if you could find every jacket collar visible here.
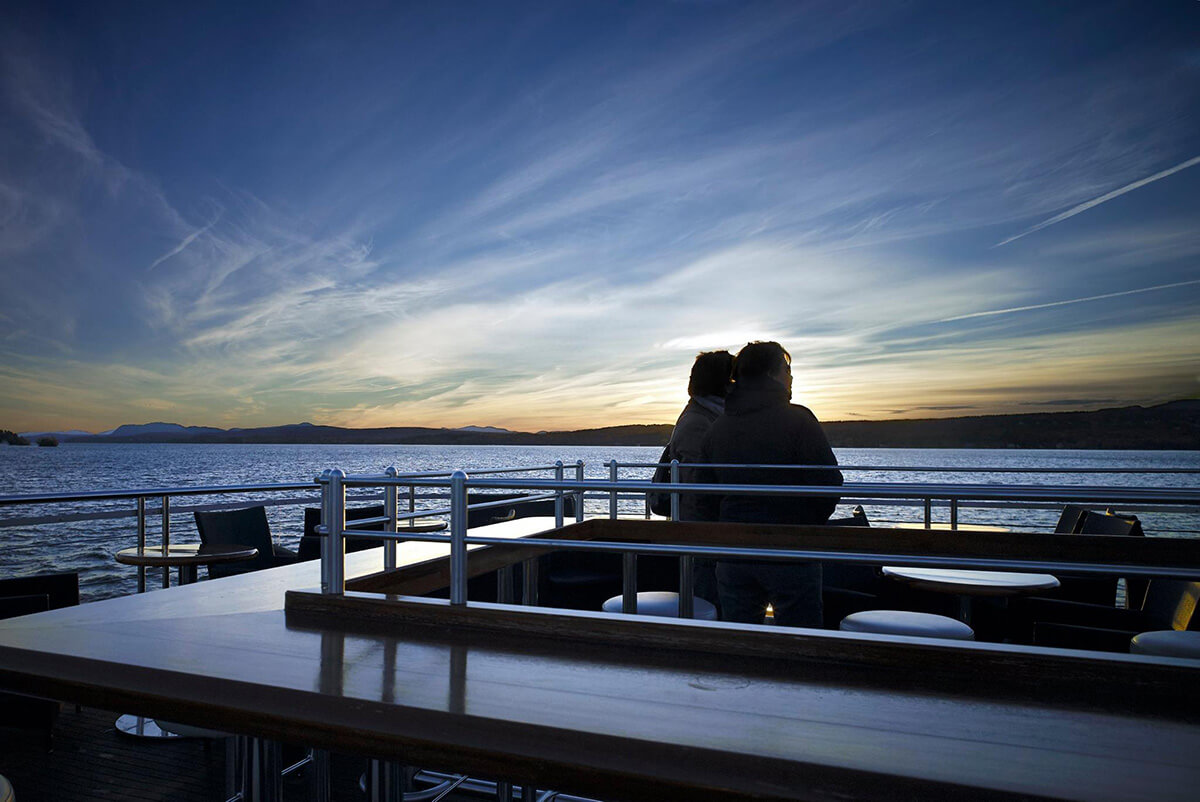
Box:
[724,376,790,415]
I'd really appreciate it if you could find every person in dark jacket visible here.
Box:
[698,341,843,627]
[657,350,734,609]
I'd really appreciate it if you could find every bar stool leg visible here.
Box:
[240,736,283,802]
[496,780,514,802]
[366,758,406,802]
[522,781,539,801]
[310,748,332,802]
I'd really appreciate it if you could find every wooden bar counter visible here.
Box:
[1,517,1198,801]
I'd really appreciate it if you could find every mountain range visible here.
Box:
[15,401,1198,450]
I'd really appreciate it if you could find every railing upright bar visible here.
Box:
[672,460,695,618]
[575,461,585,523]
[615,460,637,614]
[669,459,681,523]
[320,470,346,595]
[924,497,932,528]
[554,461,565,528]
[449,471,468,606]
[383,466,398,571]
[160,495,171,589]
[951,498,959,530]
[136,496,147,593]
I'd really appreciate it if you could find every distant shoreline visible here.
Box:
[20,401,1199,451]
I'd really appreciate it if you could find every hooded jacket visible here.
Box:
[698,376,842,525]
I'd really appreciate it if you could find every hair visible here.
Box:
[733,341,791,380]
[687,350,735,398]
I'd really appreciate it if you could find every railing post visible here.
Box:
[608,460,619,519]
[136,496,147,593]
[950,498,959,530]
[669,459,681,522]
[160,495,171,589]
[924,497,932,528]
[615,461,638,613]
[320,469,346,595]
[575,460,585,522]
[383,466,398,570]
[553,461,565,528]
[450,470,468,606]
[671,460,694,617]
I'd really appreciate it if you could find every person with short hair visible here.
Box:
[654,350,734,609]
[698,341,843,628]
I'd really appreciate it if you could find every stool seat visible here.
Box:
[1130,630,1200,659]
[602,591,718,620]
[156,720,230,738]
[840,610,974,641]
[0,772,12,802]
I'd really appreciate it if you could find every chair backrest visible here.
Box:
[1140,580,1200,631]
[0,572,79,610]
[299,505,387,561]
[1054,505,1090,534]
[0,593,50,620]
[194,506,276,576]
[1079,510,1143,537]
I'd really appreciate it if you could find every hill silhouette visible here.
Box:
[54,401,1199,450]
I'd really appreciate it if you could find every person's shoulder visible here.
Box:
[787,403,821,422]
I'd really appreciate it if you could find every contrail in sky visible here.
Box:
[147,216,219,271]
[995,154,1200,247]
[939,278,1200,322]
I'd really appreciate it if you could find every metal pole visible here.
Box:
[160,495,171,589]
[383,466,398,570]
[950,498,959,530]
[450,470,468,606]
[669,459,681,522]
[608,460,619,519]
[575,460,585,523]
[320,470,346,595]
[136,496,146,593]
[672,461,694,618]
[924,497,932,528]
[553,461,564,528]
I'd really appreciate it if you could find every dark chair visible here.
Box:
[299,505,388,561]
[1052,508,1142,607]
[1030,578,1199,653]
[0,572,79,750]
[193,506,299,579]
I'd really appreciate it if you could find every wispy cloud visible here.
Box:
[938,279,1200,323]
[995,155,1200,246]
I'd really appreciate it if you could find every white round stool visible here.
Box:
[0,772,13,802]
[1129,630,1200,659]
[840,610,974,640]
[602,591,718,620]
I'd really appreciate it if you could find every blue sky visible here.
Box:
[2,1,1198,432]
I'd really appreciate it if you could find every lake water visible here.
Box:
[2,443,1198,601]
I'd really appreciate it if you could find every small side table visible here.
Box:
[115,543,259,585]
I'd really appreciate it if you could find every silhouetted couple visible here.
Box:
[660,341,843,628]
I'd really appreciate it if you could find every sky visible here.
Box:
[1,1,1198,434]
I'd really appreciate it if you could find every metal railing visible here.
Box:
[3,457,1198,601]
[315,464,1200,616]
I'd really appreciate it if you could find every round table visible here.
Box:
[115,543,259,586]
[882,566,1060,624]
[394,518,449,533]
[113,543,257,739]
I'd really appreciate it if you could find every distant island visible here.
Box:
[11,401,1198,450]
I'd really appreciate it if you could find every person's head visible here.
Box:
[687,350,735,398]
[734,341,792,392]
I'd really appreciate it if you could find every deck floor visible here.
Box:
[0,706,486,801]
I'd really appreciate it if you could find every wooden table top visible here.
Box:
[882,566,1061,596]
[2,516,1198,801]
[114,543,259,568]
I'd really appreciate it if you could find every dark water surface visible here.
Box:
[2,444,1197,601]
